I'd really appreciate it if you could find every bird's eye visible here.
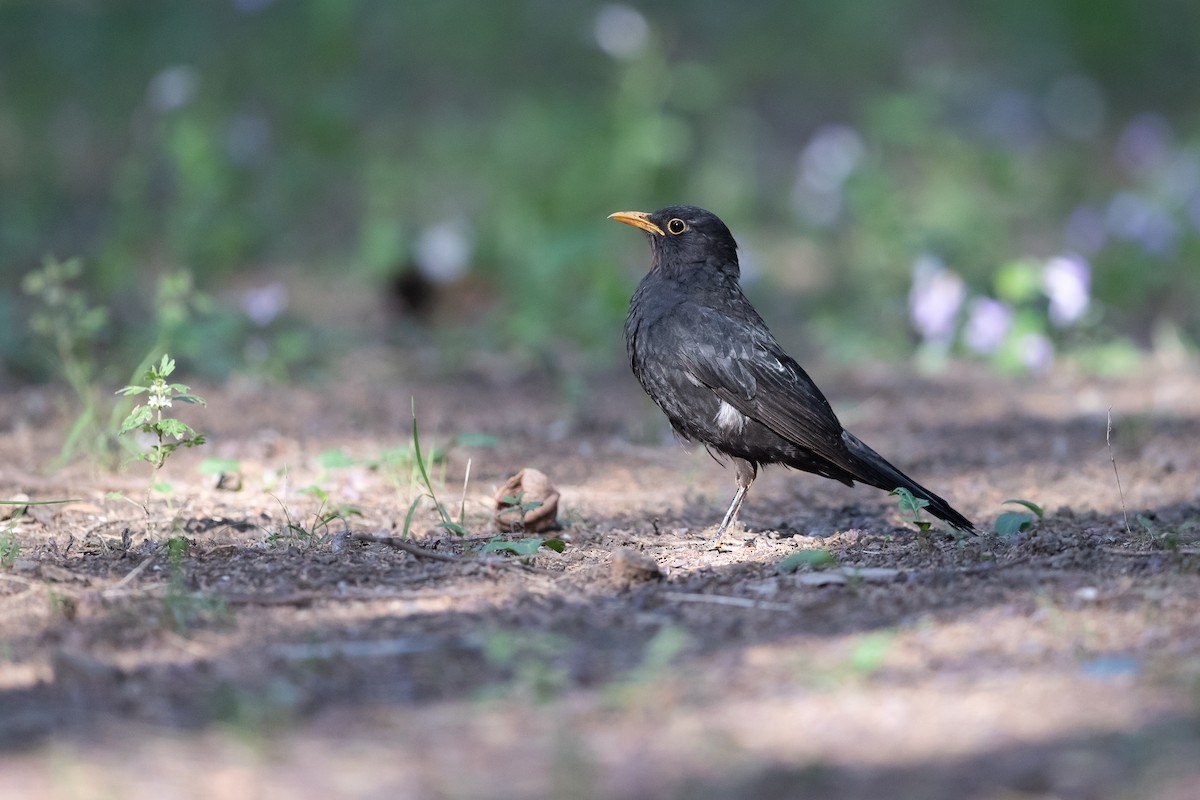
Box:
[667,218,687,234]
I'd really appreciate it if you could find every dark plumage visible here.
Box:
[610,205,973,535]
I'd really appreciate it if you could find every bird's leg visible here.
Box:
[711,458,757,543]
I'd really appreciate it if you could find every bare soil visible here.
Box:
[2,349,1199,799]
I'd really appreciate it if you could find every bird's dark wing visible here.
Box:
[671,305,849,464]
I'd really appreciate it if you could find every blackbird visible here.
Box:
[610,205,973,535]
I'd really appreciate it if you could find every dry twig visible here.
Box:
[347,530,458,561]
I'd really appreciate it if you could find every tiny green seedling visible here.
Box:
[994,499,1044,536]
[778,548,835,573]
[117,355,208,470]
[496,490,544,532]
[269,489,360,550]
[891,487,932,533]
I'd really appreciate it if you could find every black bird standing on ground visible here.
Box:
[610,205,973,535]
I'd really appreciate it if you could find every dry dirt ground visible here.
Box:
[2,349,1199,799]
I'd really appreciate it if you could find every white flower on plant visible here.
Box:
[146,377,172,411]
[908,254,965,344]
[1042,254,1090,326]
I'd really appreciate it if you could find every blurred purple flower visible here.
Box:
[1116,113,1172,176]
[1042,254,1090,327]
[1063,206,1106,255]
[1106,192,1178,254]
[1019,333,1054,372]
[963,298,1013,354]
[908,255,965,344]
[242,282,287,327]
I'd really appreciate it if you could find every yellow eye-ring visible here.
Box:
[667,218,687,234]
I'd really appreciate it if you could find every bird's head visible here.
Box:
[609,205,739,278]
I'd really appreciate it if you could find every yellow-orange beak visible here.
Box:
[608,211,664,236]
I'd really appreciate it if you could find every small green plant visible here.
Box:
[117,354,207,470]
[408,400,468,537]
[268,487,360,549]
[995,499,1045,536]
[495,489,544,532]
[1134,514,1198,553]
[22,256,115,465]
[891,487,932,533]
[0,532,19,569]
[481,536,566,558]
[778,548,835,573]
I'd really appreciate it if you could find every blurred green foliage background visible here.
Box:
[2,0,1198,382]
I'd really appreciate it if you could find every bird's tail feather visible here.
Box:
[842,432,974,531]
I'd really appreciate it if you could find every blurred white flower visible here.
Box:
[1042,254,1090,327]
[792,125,864,226]
[242,282,288,327]
[799,125,864,192]
[908,255,965,344]
[415,221,472,284]
[593,4,649,60]
[148,66,197,112]
[963,298,1012,354]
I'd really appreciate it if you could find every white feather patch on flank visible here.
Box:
[714,400,747,433]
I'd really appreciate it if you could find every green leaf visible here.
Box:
[116,385,149,396]
[891,487,929,514]
[994,511,1034,536]
[198,458,241,476]
[779,549,835,573]
[297,485,329,503]
[400,495,422,539]
[119,405,154,434]
[482,537,555,556]
[173,394,206,406]
[157,418,196,439]
[317,449,358,469]
[1002,499,1044,518]
[375,446,412,466]
[994,259,1042,303]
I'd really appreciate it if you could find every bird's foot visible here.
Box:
[704,522,744,550]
